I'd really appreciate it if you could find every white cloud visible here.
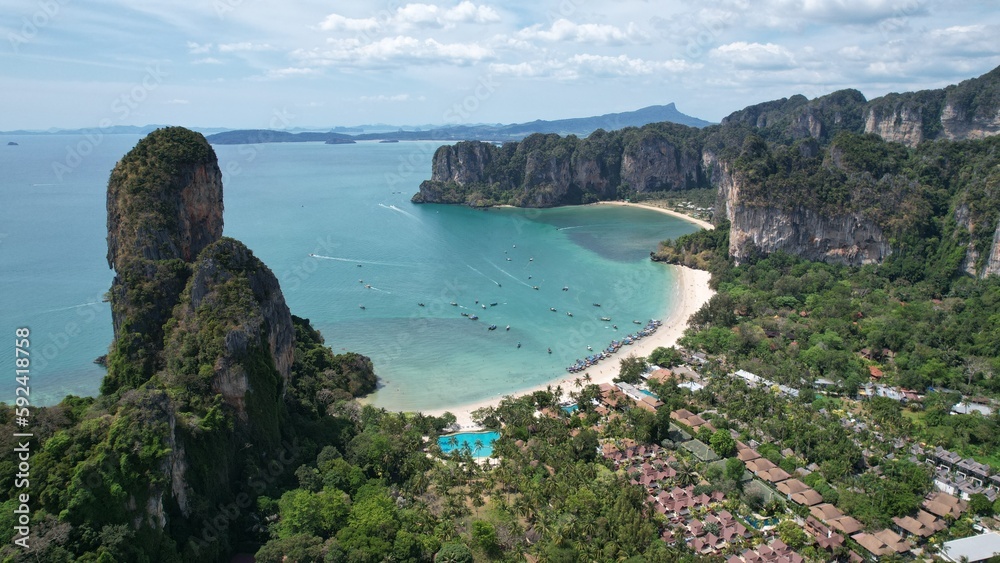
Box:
[186,41,212,54]
[712,41,796,70]
[193,57,223,65]
[318,13,380,32]
[517,19,644,45]
[256,67,320,80]
[360,94,410,102]
[489,61,544,78]
[570,54,699,76]
[165,99,190,104]
[927,24,1000,57]
[218,42,275,52]
[442,1,501,24]
[319,2,499,34]
[298,36,493,67]
[795,0,924,24]
[490,54,701,80]
[395,4,441,27]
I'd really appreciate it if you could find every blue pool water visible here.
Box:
[640,389,659,399]
[745,515,779,529]
[562,404,579,413]
[439,430,500,457]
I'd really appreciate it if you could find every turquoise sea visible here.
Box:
[0,135,700,411]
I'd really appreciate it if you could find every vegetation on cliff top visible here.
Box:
[415,122,711,208]
[106,126,217,268]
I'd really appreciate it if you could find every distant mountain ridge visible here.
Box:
[491,103,711,134]
[0,124,232,136]
[200,103,710,145]
[0,104,710,143]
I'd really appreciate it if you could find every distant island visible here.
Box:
[203,103,711,145]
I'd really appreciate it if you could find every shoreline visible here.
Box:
[423,264,714,428]
[591,200,715,231]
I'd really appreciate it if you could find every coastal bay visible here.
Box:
[2,139,705,410]
[419,200,715,426]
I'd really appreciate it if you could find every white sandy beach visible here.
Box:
[424,204,715,428]
[593,200,715,230]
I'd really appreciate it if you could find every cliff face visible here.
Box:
[987,220,1000,277]
[940,100,1000,141]
[715,163,891,265]
[727,204,892,266]
[955,204,1000,278]
[863,103,927,148]
[620,134,704,192]
[414,126,706,207]
[427,141,497,185]
[106,131,223,270]
[165,237,294,422]
[100,127,299,546]
[863,67,1000,147]
[104,128,223,394]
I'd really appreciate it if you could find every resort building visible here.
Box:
[727,538,803,563]
[851,529,910,557]
[922,492,968,519]
[892,509,947,540]
[940,532,1000,562]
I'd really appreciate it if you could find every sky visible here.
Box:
[2,0,999,130]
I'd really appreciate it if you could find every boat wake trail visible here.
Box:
[367,286,392,294]
[466,264,502,287]
[39,301,102,314]
[487,261,533,288]
[379,203,420,221]
[311,254,407,267]
[557,225,583,231]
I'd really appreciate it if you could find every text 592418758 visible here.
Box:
[13,327,32,550]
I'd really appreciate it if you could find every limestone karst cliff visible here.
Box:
[104,127,224,393]
[415,65,1000,278]
[414,124,708,207]
[714,156,892,266]
[863,66,1000,148]
[163,238,294,424]
[60,126,380,560]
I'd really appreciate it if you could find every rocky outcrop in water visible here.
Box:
[100,127,299,551]
[104,127,223,393]
[106,129,222,269]
[414,124,708,207]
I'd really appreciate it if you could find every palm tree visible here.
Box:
[671,459,697,487]
[473,438,485,458]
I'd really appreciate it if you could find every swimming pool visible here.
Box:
[439,430,500,457]
[640,389,659,399]
[562,404,580,413]
[745,515,779,530]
